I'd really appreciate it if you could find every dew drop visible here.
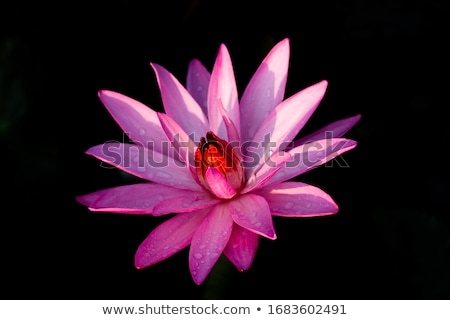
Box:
[232,244,239,249]
[197,86,203,91]
[284,202,294,209]
[163,245,169,250]
[306,202,312,208]
[182,202,191,208]
[199,244,206,249]
[194,253,203,260]
[139,128,146,136]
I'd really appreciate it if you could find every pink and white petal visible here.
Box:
[76,183,191,214]
[189,203,234,285]
[263,138,357,188]
[242,150,292,194]
[186,59,210,115]
[135,209,210,269]
[240,38,290,142]
[157,112,197,166]
[228,194,276,240]
[152,193,221,216]
[290,114,361,149]
[151,63,209,141]
[216,99,241,145]
[86,143,202,191]
[248,80,328,177]
[98,90,168,153]
[208,44,240,139]
[223,224,259,271]
[255,181,339,217]
[204,166,237,199]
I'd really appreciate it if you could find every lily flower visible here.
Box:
[77,38,360,284]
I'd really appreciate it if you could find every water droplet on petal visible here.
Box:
[182,202,191,208]
[284,202,294,209]
[306,202,312,208]
[194,253,203,260]
[163,245,169,250]
[139,128,146,136]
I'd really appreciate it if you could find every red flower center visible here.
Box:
[195,131,244,194]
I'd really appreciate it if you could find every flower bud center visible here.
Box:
[195,131,244,195]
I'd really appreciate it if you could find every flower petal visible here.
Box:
[135,209,209,269]
[76,183,194,214]
[204,166,237,199]
[98,90,168,153]
[208,44,240,139]
[151,63,209,141]
[223,224,259,271]
[216,99,241,145]
[255,181,339,216]
[242,150,292,194]
[189,203,233,284]
[240,38,290,142]
[186,59,210,115]
[290,114,361,148]
[228,194,276,240]
[157,112,197,166]
[247,80,328,177]
[86,143,202,191]
[263,138,357,188]
[152,193,221,216]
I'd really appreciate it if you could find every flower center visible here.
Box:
[195,131,244,196]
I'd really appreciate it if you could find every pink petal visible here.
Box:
[98,90,168,153]
[135,209,209,269]
[255,181,339,217]
[264,138,357,188]
[189,203,233,284]
[228,194,276,240]
[86,143,202,191]
[247,80,328,177]
[240,38,290,142]
[76,183,195,214]
[186,59,210,115]
[242,150,292,194]
[223,224,259,271]
[216,99,241,144]
[152,193,221,216]
[157,112,197,166]
[208,44,240,139]
[290,114,361,148]
[151,63,209,141]
[204,166,237,199]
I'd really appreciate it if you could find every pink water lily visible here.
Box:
[77,38,360,284]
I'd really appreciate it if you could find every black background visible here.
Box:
[1,0,449,299]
